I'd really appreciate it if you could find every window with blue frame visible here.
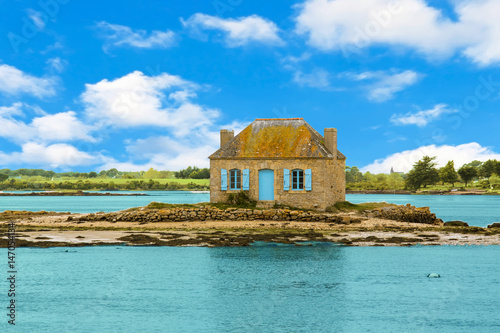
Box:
[230,169,241,190]
[292,169,304,190]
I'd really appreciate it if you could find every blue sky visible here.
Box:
[1,0,500,173]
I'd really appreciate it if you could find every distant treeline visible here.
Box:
[346,158,500,191]
[0,166,210,191]
[0,166,210,181]
[0,179,208,191]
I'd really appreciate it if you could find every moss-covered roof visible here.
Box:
[209,118,346,159]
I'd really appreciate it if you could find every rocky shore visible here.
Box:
[73,203,443,225]
[347,190,413,194]
[346,189,496,195]
[1,203,499,248]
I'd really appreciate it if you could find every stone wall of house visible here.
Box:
[210,158,345,210]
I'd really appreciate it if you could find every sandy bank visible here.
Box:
[1,213,499,247]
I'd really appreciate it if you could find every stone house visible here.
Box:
[208,118,346,210]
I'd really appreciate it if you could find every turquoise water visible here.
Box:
[1,245,498,332]
[0,191,210,213]
[347,194,500,227]
[1,191,499,226]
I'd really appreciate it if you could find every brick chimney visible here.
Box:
[324,128,337,158]
[220,129,234,148]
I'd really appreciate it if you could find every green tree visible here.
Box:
[458,165,477,186]
[405,156,440,190]
[479,160,498,178]
[0,174,8,182]
[387,172,404,189]
[88,172,98,178]
[175,166,201,179]
[44,170,56,179]
[489,173,500,189]
[189,168,210,179]
[345,166,363,183]
[439,161,459,186]
[106,168,119,178]
[144,168,161,179]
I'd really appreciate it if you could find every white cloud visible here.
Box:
[27,9,46,30]
[0,103,94,144]
[96,22,176,50]
[31,111,95,142]
[294,0,500,65]
[46,57,67,73]
[391,104,457,127]
[367,70,420,101]
[0,71,245,170]
[283,52,312,64]
[81,71,219,135]
[0,64,57,97]
[345,69,421,101]
[104,136,216,170]
[182,13,284,47]
[100,119,249,171]
[457,0,500,66]
[0,143,101,168]
[0,103,25,117]
[293,68,331,89]
[361,142,500,173]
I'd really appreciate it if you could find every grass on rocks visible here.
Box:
[328,201,396,213]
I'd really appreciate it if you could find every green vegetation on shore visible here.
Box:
[346,157,500,193]
[0,167,209,191]
[329,201,396,213]
[2,158,500,194]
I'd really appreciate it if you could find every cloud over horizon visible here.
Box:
[361,142,500,174]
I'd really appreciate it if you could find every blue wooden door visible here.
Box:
[259,169,274,201]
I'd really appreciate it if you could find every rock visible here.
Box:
[444,221,469,227]
[487,222,500,228]
[368,204,442,224]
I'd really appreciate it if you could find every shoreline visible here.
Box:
[1,211,499,248]
[0,189,496,196]
[346,189,498,195]
[0,191,148,196]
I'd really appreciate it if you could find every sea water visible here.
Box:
[1,192,499,226]
[347,194,500,227]
[0,245,498,332]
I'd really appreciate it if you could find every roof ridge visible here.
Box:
[209,117,346,160]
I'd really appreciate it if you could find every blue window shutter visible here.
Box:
[305,169,312,191]
[221,169,227,191]
[283,169,290,190]
[242,169,250,190]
